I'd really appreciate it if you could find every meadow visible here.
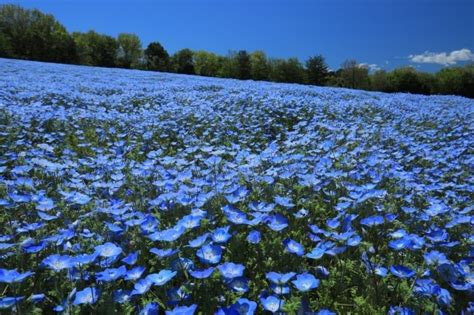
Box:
[0,58,472,314]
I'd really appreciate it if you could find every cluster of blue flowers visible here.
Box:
[0,58,472,314]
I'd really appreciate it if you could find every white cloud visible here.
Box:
[409,48,474,66]
[358,63,381,72]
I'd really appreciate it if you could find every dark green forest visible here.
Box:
[1,4,473,98]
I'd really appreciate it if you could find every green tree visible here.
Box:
[0,4,76,62]
[436,65,474,98]
[73,31,118,67]
[370,70,390,92]
[340,59,370,89]
[235,50,251,80]
[117,33,142,68]
[193,50,221,76]
[250,50,270,81]
[144,41,170,71]
[171,48,195,74]
[387,67,424,94]
[305,55,329,85]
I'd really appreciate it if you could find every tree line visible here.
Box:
[1,4,473,98]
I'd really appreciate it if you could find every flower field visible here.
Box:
[0,58,472,314]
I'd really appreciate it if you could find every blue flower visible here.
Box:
[218,262,245,279]
[124,266,145,281]
[146,269,177,286]
[42,254,74,271]
[283,238,305,256]
[227,276,249,292]
[122,251,139,265]
[292,273,320,292]
[29,293,45,303]
[390,265,416,278]
[96,265,127,282]
[165,304,197,315]
[424,250,448,266]
[260,295,283,313]
[212,226,232,243]
[189,267,214,279]
[140,302,159,315]
[247,230,261,244]
[0,268,33,283]
[266,271,296,285]
[0,296,24,309]
[360,215,384,227]
[131,278,153,296]
[94,242,122,258]
[72,287,99,305]
[229,298,257,315]
[196,244,222,264]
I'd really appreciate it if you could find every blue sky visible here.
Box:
[2,0,473,71]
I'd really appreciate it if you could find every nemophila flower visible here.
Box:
[292,273,320,292]
[0,268,33,283]
[171,257,194,272]
[260,295,284,313]
[413,279,440,297]
[424,250,449,266]
[29,293,45,304]
[167,287,190,306]
[266,272,296,285]
[122,251,139,265]
[72,287,99,306]
[294,208,308,218]
[306,241,335,260]
[196,244,222,264]
[165,304,197,315]
[42,254,74,271]
[265,214,288,231]
[150,248,179,258]
[187,233,209,248]
[436,288,452,306]
[124,266,145,281]
[326,217,340,229]
[149,225,186,242]
[140,215,159,234]
[0,296,24,309]
[177,214,202,229]
[271,284,290,295]
[212,226,232,243]
[360,215,384,227]
[73,252,99,266]
[283,238,305,256]
[228,298,257,315]
[314,266,330,278]
[95,265,127,282]
[189,267,214,279]
[113,289,132,304]
[315,309,336,315]
[95,242,122,258]
[390,265,416,278]
[274,196,294,208]
[227,276,249,292]
[247,230,261,244]
[131,278,153,296]
[347,234,362,246]
[146,269,177,286]
[140,302,159,315]
[388,306,415,315]
[218,262,245,279]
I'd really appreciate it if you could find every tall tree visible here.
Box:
[73,31,118,67]
[172,48,195,74]
[235,50,251,80]
[305,55,329,85]
[144,41,169,71]
[117,33,142,68]
[193,50,221,76]
[340,59,370,90]
[250,50,270,81]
